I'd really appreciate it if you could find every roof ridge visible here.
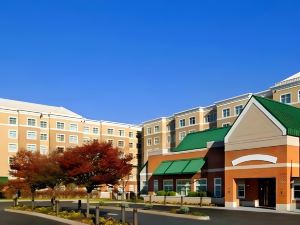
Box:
[253,95,300,111]
[187,126,230,136]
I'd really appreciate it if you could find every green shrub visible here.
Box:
[143,204,153,210]
[167,191,177,196]
[176,206,190,214]
[187,191,207,197]
[156,190,166,196]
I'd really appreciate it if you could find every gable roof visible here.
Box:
[253,95,300,137]
[174,127,230,152]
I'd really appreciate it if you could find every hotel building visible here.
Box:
[141,72,300,211]
[0,99,142,193]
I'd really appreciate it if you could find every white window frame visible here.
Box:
[179,119,186,128]
[27,118,36,127]
[8,143,18,153]
[40,121,48,128]
[69,123,78,131]
[214,178,222,198]
[8,130,17,139]
[118,129,125,137]
[235,105,243,116]
[69,135,78,144]
[293,179,300,200]
[26,144,36,152]
[154,179,159,192]
[179,131,186,141]
[176,179,191,196]
[154,125,160,133]
[222,108,230,118]
[195,178,207,192]
[56,122,65,130]
[27,131,37,140]
[118,140,125,148]
[56,134,65,142]
[93,127,99,134]
[147,127,152,135]
[154,137,160,145]
[237,183,246,199]
[56,146,65,152]
[40,133,48,141]
[107,128,114,135]
[163,179,173,192]
[189,117,196,125]
[9,117,17,125]
[147,138,152,146]
[129,131,134,138]
[40,145,48,155]
[83,126,90,134]
[129,142,134,148]
[280,93,291,104]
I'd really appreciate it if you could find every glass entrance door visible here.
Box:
[258,178,276,208]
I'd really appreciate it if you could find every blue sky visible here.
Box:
[0,0,299,124]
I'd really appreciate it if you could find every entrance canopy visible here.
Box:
[153,158,205,176]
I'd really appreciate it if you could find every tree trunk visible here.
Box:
[86,192,90,217]
[51,187,56,211]
[31,191,35,210]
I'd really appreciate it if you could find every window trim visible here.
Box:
[26,130,37,140]
[147,138,152,146]
[235,105,243,116]
[163,179,173,192]
[176,179,191,196]
[69,123,78,131]
[214,177,222,198]
[92,127,99,134]
[189,116,196,125]
[222,108,230,118]
[195,178,207,192]
[69,135,78,144]
[280,93,291,104]
[8,117,17,125]
[107,128,114,135]
[8,143,18,153]
[8,130,17,139]
[26,144,36,152]
[293,180,300,200]
[56,121,65,130]
[179,131,186,141]
[117,140,125,148]
[40,133,48,141]
[56,134,65,143]
[154,137,160,145]
[179,119,186,128]
[27,118,36,127]
[40,145,48,155]
[237,183,246,199]
[154,179,159,192]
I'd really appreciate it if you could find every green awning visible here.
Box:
[0,177,8,185]
[153,158,205,175]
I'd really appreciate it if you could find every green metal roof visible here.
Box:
[0,177,8,185]
[254,95,300,137]
[174,127,230,152]
[153,158,205,175]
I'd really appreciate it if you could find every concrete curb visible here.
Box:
[4,209,87,225]
[101,206,210,221]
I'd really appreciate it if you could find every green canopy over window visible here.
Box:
[153,158,205,176]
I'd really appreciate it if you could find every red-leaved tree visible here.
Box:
[58,141,133,217]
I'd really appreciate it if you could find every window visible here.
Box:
[129,142,133,148]
[27,118,36,126]
[93,127,99,134]
[176,179,191,196]
[56,122,65,130]
[154,137,160,145]
[294,180,300,199]
[107,128,114,135]
[214,178,222,198]
[69,123,78,131]
[83,137,90,143]
[8,143,18,152]
[298,91,300,102]
[222,109,230,118]
[107,139,113,145]
[237,183,245,199]
[189,117,196,125]
[195,179,207,192]
[9,117,17,125]
[147,138,152,146]
[40,121,47,128]
[40,133,48,141]
[56,147,65,153]
[27,144,36,152]
[163,180,173,192]
[27,131,37,140]
[154,180,159,192]
[235,105,243,116]
[118,140,124,148]
[280,93,291,104]
[147,127,152,135]
[154,126,160,133]
[129,132,134,138]
[179,119,186,128]
[118,130,125,137]
[40,145,48,155]
[83,126,90,134]
[56,134,65,142]
[9,157,14,166]
[222,123,230,127]
[205,112,217,123]
[69,135,78,144]
[8,130,17,139]
[179,131,186,141]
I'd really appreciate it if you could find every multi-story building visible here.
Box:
[0,98,141,193]
[141,72,300,212]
